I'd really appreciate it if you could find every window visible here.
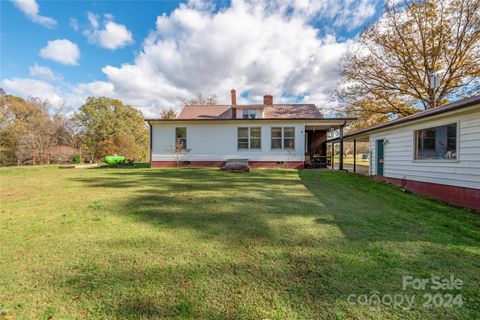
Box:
[238,127,261,149]
[237,128,249,149]
[415,123,457,160]
[250,127,261,149]
[242,109,256,119]
[271,127,282,149]
[175,127,187,150]
[284,127,295,149]
[271,127,295,149]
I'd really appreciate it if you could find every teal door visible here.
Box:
[376,139,384,176]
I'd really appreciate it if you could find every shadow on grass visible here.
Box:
[71,168,324,245]
[90,162,151,170]
[299,170,480,247]
[59,237,480,319]
[61,168,480,319]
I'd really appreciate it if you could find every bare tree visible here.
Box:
[168,139,191,167]
[160,107,177,119]
[178,92,219,106]
[338,0,480,128]
[284,140,295,172]
[1,92,84,165]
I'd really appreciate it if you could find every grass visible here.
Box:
[333,156,369,166]
[1,165,479,319]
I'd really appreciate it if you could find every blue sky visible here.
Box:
[1,0,385,116]
[2,1,183,82]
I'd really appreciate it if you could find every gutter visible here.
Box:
[145,117,357,122]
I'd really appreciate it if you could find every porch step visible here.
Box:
[222,159,250,172]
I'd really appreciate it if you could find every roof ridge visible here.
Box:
[175,102,324,120]
[182,104,319,109]
[184,104,231,107]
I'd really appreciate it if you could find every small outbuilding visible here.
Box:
[334,95,480,211]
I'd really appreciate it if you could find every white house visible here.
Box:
[146,89,354,169]
[337,95,480,211]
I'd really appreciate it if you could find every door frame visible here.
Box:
[376,139,384,176]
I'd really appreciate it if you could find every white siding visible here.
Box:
[369,106,480,189]
[151,121,306,162]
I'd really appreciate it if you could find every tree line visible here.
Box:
[0,92,149,166]
[0,90,217,166]
[2,0,478,165]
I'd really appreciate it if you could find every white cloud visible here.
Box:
[29,63,61,81]
[39,39,80,65]
[84,12,134,50]
[87,11,99,29]
[96,21,134,50]
[332,0,377,30]
[240,0,377,30]
[1,77,91,113]
[74,81,115,98]
[5,0,380,117]
[10,0,57,28]
[69,17,79,31]
[80,0,356,116]
[2,78,65,108]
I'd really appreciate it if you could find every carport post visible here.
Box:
[331,140,334,169]
[339,125,344,171]
[353,139,357,173]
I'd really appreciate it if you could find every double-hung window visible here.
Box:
[414,123,457,160]
[271,127,282,149]
[175,127,187,150]
[238,127,261,149]
[283,127,295,149]
[271,127,295,149]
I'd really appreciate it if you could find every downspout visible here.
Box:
[353,138,357,173]
[148,121,152,167]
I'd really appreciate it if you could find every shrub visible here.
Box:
[72,154,82,164]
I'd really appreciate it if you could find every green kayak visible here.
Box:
[104,155,126,165]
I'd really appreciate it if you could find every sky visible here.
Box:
[1,0,385,116]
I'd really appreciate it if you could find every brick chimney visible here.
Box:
[231,89,237,105]
[231,89,237,118]
[263,94,273,105]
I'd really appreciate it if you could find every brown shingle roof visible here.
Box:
[177,105,232,119]
[176,104,323,120]
[264,104,323,118]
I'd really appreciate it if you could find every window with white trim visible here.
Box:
[175,127,187,150]
[284,127,295,149]
[238,127,261,149]
[271,127,295,149]
[271,127,282,149]
[414,123,457,160]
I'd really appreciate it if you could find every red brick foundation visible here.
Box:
[151,161,224,168]
[249,161,304,169]
[373,176,480,212]
[150,161,304,169]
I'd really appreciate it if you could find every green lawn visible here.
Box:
[1,166,479,319]
[334,156,369,167]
